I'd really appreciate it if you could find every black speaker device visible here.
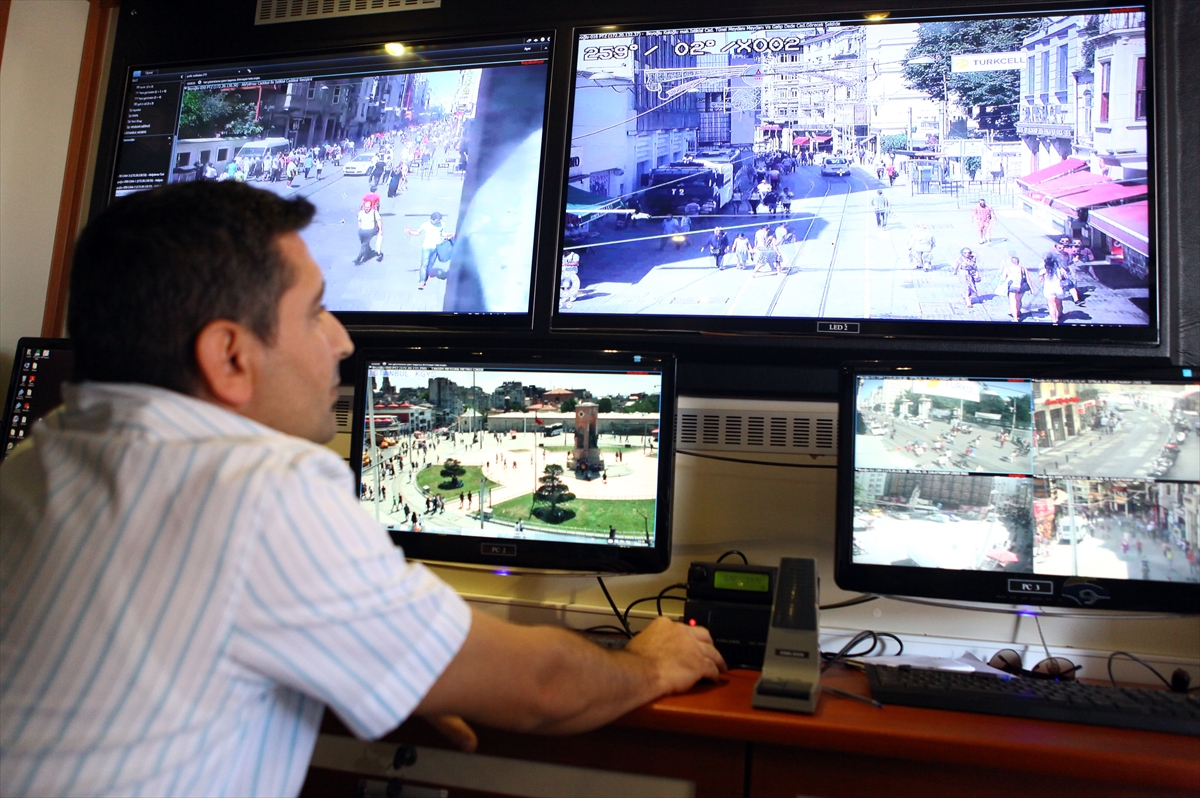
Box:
[683,561,777,670]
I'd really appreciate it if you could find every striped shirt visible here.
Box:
[1,382,470,797]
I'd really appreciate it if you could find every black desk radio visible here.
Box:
[683,561,777,670]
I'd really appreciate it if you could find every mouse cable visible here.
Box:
[596,576,632,638]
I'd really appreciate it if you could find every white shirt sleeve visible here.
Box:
[228,450,471,740]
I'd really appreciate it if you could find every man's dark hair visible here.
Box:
[68,181,315,393]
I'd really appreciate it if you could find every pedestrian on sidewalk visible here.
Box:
[1040,255,1066,324]
[998,251,1034,321]
[871,190,890,228]
[953,248,981,308]
[907,224,935,271]
[732,233,751,269]
[973,199,995,244]
[705,226,730,270]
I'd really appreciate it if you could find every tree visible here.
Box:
[178,89,263,139]
[624,395,659,414]
[902,19,1041,131]
[532,464,576,523]
[440,458,466,489]
[880,133,908,154]
[560,398,577,413]
[597,397,614,413]
[964,156,982,180]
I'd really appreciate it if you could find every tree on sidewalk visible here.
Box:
[532,464,577,523]
[902,19,1041,134]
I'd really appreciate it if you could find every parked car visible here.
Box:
[343,153,377,176]
[821,157,851,177]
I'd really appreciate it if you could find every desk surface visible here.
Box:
[620,667,1200,793]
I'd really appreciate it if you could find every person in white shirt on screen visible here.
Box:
[0,182,725,798]
[404,211,452,290]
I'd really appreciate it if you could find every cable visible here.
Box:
[819,594,877,611]
[716,550,748,564]
[582,625,629,636]
[677,449,837,469]
[1106,650,1174,690]
[820,630,904,672]
[597,576,632,638]
[621,583,688,630]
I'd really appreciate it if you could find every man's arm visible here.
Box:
[416,611,725,735]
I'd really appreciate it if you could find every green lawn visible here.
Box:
[490,495,656,538]
[417,464,502,498]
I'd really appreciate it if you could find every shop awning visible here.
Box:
[760,125,782,131]
[565,184,621,224]
[812,136,833,142]
[1016,157,1089,189]
[1049,182,1148,216]
[792,136,811,146]
[1088,201,1149,257]
[1022,170,1108,204]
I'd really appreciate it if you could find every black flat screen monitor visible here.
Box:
[556,4,1157,345]
[106,33,554,327]
[349,347,676,573]
[3,338,74,462]
[835,361,1199,613]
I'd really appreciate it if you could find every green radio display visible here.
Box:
[713,570,771,593]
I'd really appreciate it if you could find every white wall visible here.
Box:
[0,0,90,387]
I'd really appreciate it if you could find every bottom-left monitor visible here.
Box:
[349,346,676,574]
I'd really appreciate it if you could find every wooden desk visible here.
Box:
[304,666,1200,798]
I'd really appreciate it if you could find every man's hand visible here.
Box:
[426,714,478,753]
[625,616,727,696]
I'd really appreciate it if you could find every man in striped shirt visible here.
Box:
[0,182,725,797]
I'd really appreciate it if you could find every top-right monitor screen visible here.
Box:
[557,5,1156,344]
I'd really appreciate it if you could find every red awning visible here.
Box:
[1016,157,1089,189]
[793,136,811,146]
[1088,201,1149,257]
[760,125,782,131]
[1049,182,1148,216]
[1022,170,1108,204]
[812,136,833,142]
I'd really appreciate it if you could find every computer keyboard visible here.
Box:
[865,664,1200,736]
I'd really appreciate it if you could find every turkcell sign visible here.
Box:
[951,52,1024,72]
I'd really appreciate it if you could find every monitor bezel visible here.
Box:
[349,345,677,574]
[551,3,1160,347]
[102,30,558,333]
[834,359,1198,613]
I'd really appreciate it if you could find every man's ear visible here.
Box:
[194,319,258,409]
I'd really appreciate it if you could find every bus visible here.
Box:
[543,423,564,437]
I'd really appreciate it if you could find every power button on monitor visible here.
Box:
[1008,579,1054,596]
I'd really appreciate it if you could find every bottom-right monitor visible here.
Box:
[838,364,1199,611]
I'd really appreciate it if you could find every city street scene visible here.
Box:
[1031,381,1199,481]
[152,39,550,316]
[356,364,663,546]
[855,377,1034,474]
[562,9,1151,329]
[1033,480,1199,583]
[852,472,1035,572]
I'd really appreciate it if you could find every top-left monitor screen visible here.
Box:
[107,34,555,326]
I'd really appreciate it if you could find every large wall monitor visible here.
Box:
[835,361,1199,613]
[556,5,1157,345]
[349,347,676,573]
[106,33,554,327]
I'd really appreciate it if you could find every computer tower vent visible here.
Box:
[676,397,838,458]
[255,0,440,25]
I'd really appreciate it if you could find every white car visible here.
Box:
[343,153,377,176]
[820,157,851,177]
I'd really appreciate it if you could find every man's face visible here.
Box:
[246,232,354,443]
